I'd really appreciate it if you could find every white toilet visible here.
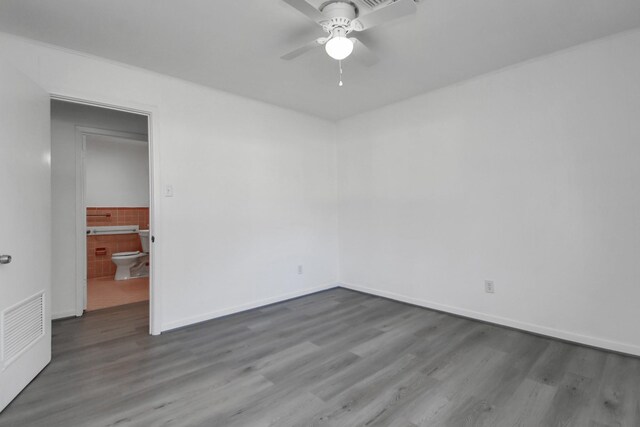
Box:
[111,230,150,280]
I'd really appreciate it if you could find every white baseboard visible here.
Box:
[52,310,78,320]
[339,282,640,357]
[161,282,339,332]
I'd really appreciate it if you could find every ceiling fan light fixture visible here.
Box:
[325,34,353,60]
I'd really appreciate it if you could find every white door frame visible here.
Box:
[51,93,162,335]
[75,127,148,317]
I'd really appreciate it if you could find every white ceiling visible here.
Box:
[1,0,639,120]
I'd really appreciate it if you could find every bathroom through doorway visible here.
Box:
[50,98,155,330]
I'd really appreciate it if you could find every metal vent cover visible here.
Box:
[356,0,419,10]
[2,292,45,367]
[359,0,393,8]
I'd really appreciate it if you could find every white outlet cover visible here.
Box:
[164,184,174,197]
[485,280,495,293]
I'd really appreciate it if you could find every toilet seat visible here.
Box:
[112,251,142,259]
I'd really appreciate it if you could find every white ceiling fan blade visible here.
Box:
[351,0,417,31]
[281,38,326,60]
[350,38,379,66]
[281,0,325,23]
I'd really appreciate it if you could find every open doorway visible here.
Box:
[50,99,153,327]
[84,131,149,310]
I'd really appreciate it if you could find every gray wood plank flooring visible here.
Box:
[1,288,638,426]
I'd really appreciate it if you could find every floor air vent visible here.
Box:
[2,292,45,367]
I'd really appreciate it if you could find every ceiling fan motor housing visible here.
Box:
[321,1,357,34]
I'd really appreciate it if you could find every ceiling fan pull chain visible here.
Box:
[338,60,344,87]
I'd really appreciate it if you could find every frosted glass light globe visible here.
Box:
[325,36,354,60]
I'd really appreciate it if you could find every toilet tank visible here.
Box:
[139,230,150,253]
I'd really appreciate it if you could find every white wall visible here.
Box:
[337,29,640,356]
[85,135,149,207]
[51,101,149,318]
[1,33,338,328]
[4,28,639,355]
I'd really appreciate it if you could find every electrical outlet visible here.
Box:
[163,184,174,197]
[485,280,495,293]
[297,265,303,275]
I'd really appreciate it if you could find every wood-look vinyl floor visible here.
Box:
[1,288,638,426]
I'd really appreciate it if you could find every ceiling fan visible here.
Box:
[281,0,418,65]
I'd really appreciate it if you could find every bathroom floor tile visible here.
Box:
[87,276,149,311]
